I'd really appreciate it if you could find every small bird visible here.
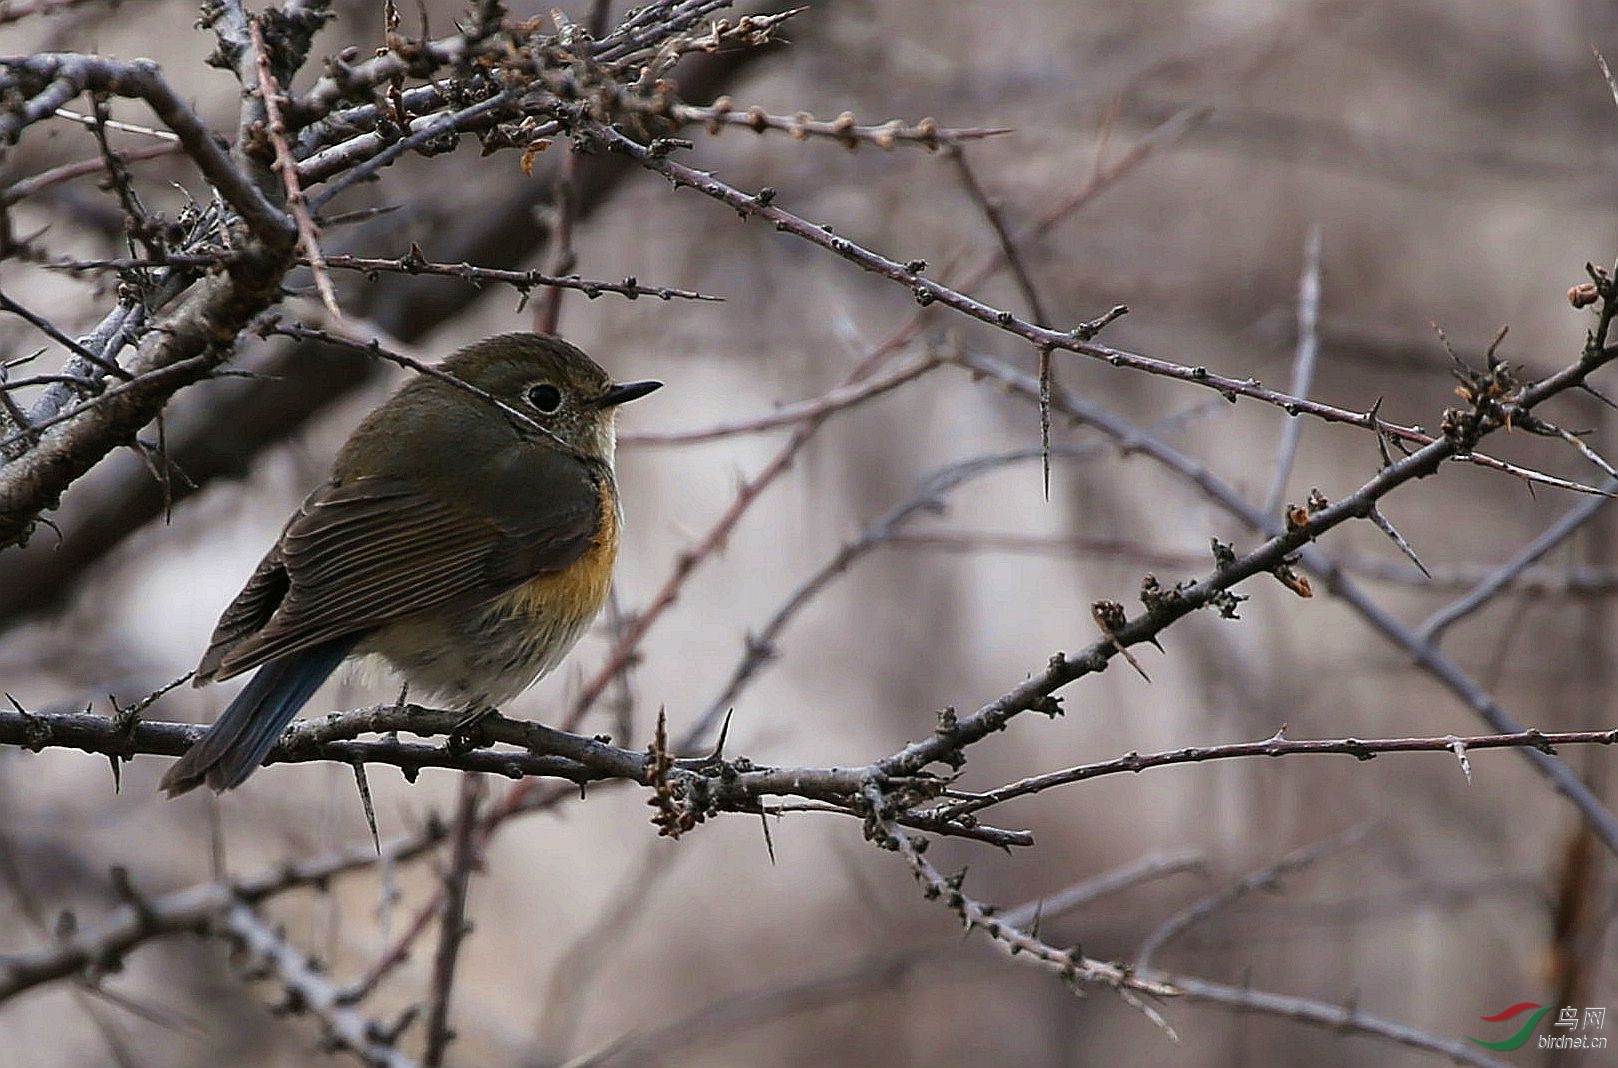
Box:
[160,333,660,796]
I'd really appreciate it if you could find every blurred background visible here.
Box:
[2,0,1617,1064]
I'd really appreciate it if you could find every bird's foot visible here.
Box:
[447,706,496,754]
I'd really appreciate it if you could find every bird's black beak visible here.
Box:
[594,380,662,408]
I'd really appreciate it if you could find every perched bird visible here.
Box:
[160,333,660,796]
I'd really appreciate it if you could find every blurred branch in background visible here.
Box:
[1,2,1617,1067]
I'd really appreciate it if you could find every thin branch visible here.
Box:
[1416,482,1617,644]
[863,783,1178,1003]
[422,774,482,1068]
[226,902,418,1068]
[1136,826,1367,969]
[1,54,293,243]
[250,16,339,317]
[562,105,1213,731]
[938,729,1618,820]
[585,119,1611,497]
[947,147,1052,326]
[1261,225,1322,515]
[49,105,178,140]
[534,150,577,337]
[1314,558,1618,854]
[535,0,615,378]
[666,99,1012,150]
[0,827,445,1002]
[0,702,1026,845]
[958,348,1618,856]
[0,140,180,206]
[1155,974,1511,1068]
[621,353,938,444]
[562,851,1204,1068]
[41,251,722,303]
[949,144,1057,491]
[887,531,1618,595]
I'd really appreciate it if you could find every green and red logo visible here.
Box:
[1468,1002,1553,1050]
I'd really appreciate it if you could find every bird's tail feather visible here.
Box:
[160,637,358,797]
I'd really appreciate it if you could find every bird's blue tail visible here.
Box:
[160,637,358,796]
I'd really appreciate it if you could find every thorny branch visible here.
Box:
[422,774,481,1068]
[862,782,1178,1005]
[585,119,1618,498]
[937,728,1618,820]
[0,1,952,547]
[226,902,418,1068]
[958,347,1618,855]
[562,104,1215,731]
[0,824,447,1002]
[2,4,1617,1066]
[41,250,722,303]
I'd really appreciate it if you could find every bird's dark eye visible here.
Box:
[527,383,563,413]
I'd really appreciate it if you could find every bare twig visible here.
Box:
[422,774,483,1067]
[250,17,339,317]
[937,728,1618,820]
[529,0,618,338]
[0,827,445,1002]
[587,119,1612,497]
[41,251,721,303]
[1136,826,1367,969]
[49,105,178,140]
[666,99,1012,150]
[0,700,1029,846]
[1416,482,1617,644]
[562,105,1213,731]
[1151,974,1509,1068]
[863,783,1178,1005]
[620,353,939,444]
[1261,225,1322,515]
[949,144,1058,491]
[562,852,1203,1068]
[958,348,1618,855]
[226,902,418,1068]
[1,54,293,241]
[0,140,180,206]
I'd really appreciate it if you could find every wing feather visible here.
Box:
[199,459,601,682]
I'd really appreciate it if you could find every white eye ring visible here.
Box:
[527,383,563,413]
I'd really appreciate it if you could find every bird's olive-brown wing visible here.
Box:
[196,449,602,683]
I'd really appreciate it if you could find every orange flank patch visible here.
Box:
[504,480,618,624]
